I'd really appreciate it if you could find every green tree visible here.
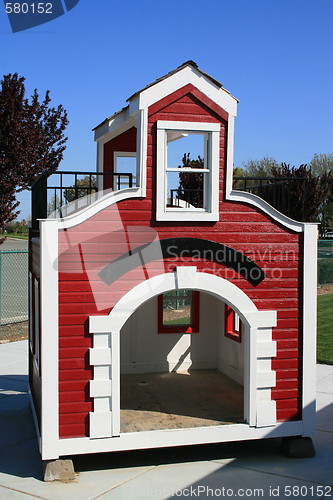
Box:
[242,156,279,177]
[177,153,204,208]
[309,154,333,233]
[47,194,62,215]
[64,175,97,204]
[271,163,333,226]
[310,153,333,176]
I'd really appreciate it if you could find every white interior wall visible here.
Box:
[120,291,244,385]
[217,304,244,385]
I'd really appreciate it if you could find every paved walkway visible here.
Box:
[0,238,28,251]
[0,340,332,499]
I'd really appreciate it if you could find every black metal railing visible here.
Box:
[233,176,308,221]
[169,188,203,209]
[32,170,133,230]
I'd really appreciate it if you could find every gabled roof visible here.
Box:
[126,60,228,102]
[93,61,237,132]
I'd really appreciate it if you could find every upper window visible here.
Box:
[156,121,220,221]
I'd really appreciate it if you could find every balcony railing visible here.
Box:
[169,188,203,209]
[31,170,133,230]
[233,176,308,221]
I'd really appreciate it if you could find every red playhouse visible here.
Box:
[29,61,317,474]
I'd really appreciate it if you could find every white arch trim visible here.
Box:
[89,267,277,439]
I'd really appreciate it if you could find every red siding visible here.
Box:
[57,86,303,437]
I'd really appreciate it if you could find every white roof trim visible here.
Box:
[226,189,316,233]
[138,65,237,116]
[42,187,142,229]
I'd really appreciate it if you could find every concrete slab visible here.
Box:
[94,457,330,500]
[317,372,333,394]
[211,431,332,485]
[317,364,333,380]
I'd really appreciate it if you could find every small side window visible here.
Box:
[113,152,136,190]
[225,304,242,342]
[158,290,200,333]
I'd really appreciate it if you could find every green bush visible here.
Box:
[318,258,333,285]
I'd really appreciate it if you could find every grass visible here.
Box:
[317,293,333,365]
[7,233,28,240]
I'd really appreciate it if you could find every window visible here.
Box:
[225,304,242,342]
[158,289,200,333]
[113,152,136,190]
[156,121,220,221]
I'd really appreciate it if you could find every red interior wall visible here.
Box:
[103,127,137,189]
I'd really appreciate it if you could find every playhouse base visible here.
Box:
[120,369,244,432]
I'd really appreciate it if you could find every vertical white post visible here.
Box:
[40,220,59,460]
[243,322,250,424]
[137,109,148,197]
[225,115,235,196]
[302,224,318,436]
[111,330,120,436]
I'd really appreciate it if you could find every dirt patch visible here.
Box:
[318,284,333,295]
[0,321,28,343]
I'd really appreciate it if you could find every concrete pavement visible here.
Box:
[0,238,28,251]
[0,340,332,499]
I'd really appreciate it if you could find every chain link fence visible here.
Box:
[318,240,333,285]
[0,250,28,326]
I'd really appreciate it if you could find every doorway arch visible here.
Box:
[89,267,277,438]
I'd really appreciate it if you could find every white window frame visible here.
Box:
[113,151,137,190]
[156,120,220,221]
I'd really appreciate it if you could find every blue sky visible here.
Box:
[1,0,332,219]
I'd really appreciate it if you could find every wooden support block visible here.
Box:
[43,459,77,482]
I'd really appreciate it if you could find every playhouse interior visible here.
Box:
[119,290,244,433]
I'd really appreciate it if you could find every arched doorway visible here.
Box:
[89,267,277,439]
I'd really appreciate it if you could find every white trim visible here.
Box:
[94,110,137,143]
[157,121,221,132]
[111,330,120,435]
[40,220,59,460]
[89,269,277,435]
[137,108,148,197]
[226,190,310,233]
[156,121,220,222]
[302,224,318,436]
[225,115,235,196]
[138,65,237,117]
[96,141,104,192]
[47,187,142,230]
[58,420,303,457]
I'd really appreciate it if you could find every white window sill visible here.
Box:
[156,211,219,222]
